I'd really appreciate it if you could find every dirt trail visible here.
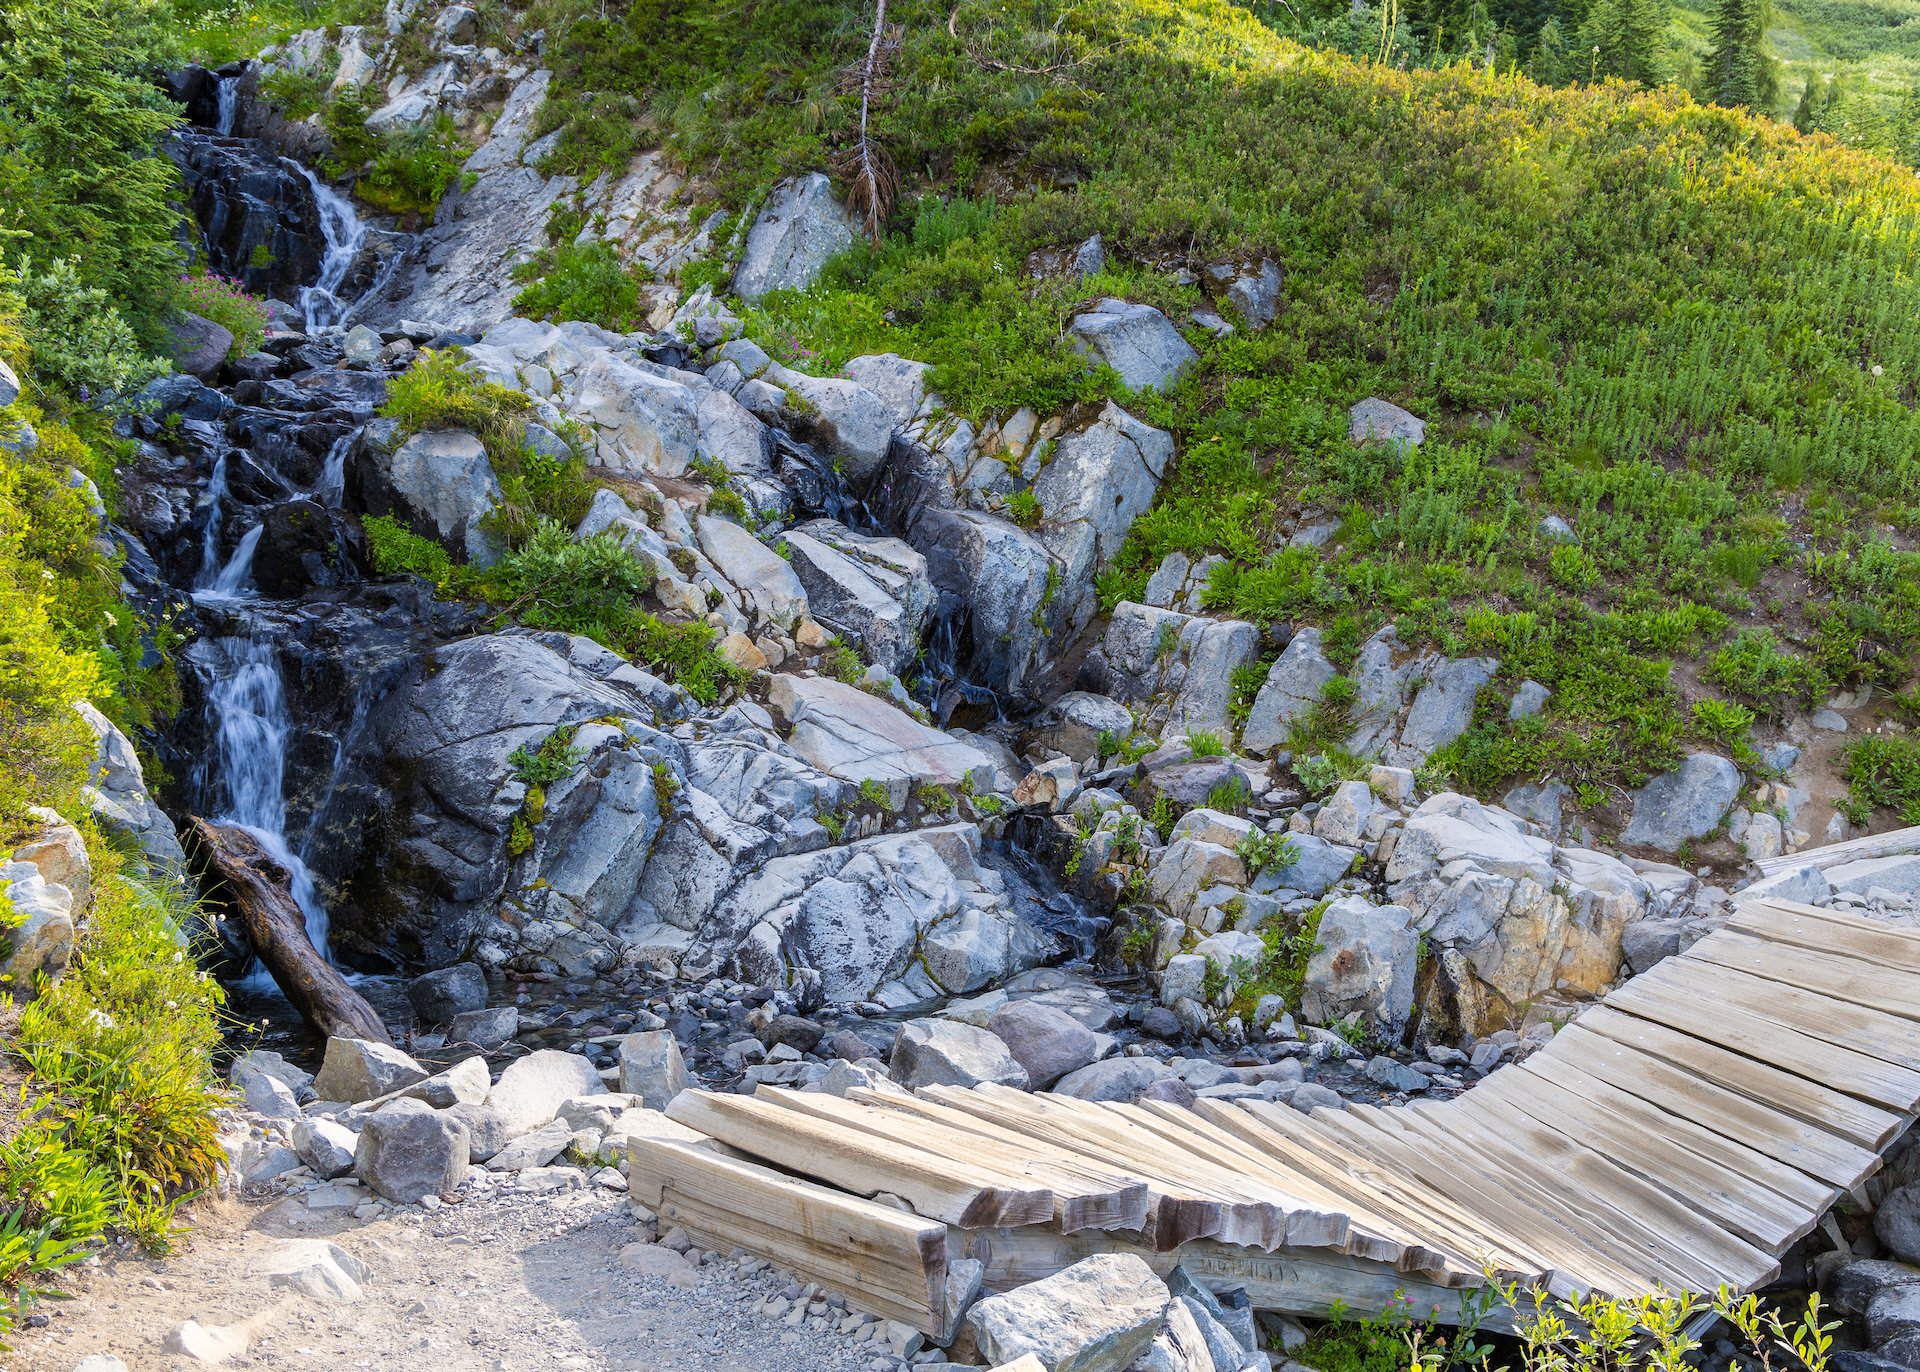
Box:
[12,1186,894,1372]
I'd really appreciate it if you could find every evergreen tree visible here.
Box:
[1703,0,1778,111]
[1528,15,1574,83]
[0,0,185,339]
[1577,0,1669,86]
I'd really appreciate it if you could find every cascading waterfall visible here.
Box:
[201,638,335,968]
[289,161,369,331]
[215,74,239,135]
[195,440,234,589]
[314,432,353,506]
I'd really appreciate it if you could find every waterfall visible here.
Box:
[195,440,234,588]
[314,433,353,507]
[202,638,335,965]
[203,524,264,600]
[288,161,369,331]
[215,75,239,136]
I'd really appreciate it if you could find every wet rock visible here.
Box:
[448,1005,518,1047]
[732,173,859,303]
[354,1097,469,1203]
[407,963,488,1025]
[1622,754,1741,852]
[618,1030,691,1108]
[964,1253,1172,1372]
[763,364,895,481]
[484,1048,603,1136]
[313,1037,428,1104]
[890,1018,1030,1090]
[902,504,1061,704]
[1068,300,1197,394]
[987,1000,1108,1089]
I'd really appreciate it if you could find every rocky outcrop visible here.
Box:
[1067,300,1197,394]
[1621,753,1742,852]
[1091,602,1259,742]
[73,701,185,872]
[780,522,933,677]
[362,427,504,565]
[731,173,859,303]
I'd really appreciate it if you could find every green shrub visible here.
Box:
[1843,735,1920,826]
[1006,489,1042,528]
[360,513,453,585]
[506,726,586,784]
[358,116,468,222]
[1206,772,1251,813]
[1691,697,1755,746]
[174,272,269,361]
[10,258,166,400]
[1235,829,1299,878]
[513,240,654,332]
[1185,728,1226,757]
[1704,628,1827,715]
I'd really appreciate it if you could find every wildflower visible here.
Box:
[103,609,118,626]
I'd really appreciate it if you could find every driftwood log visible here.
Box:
[190,816,390,1044]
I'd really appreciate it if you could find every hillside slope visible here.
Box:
[482,0,1920,813]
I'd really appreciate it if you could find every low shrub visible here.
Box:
[174,272,269,360]
[512,240,654,332]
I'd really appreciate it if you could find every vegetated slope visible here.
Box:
[515,0,1920,813]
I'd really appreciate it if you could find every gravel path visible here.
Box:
[12,1184,905,1372]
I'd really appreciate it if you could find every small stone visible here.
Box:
[620,1242,699,1288]
[406,964,488,1025]
[292,1117,359,1180]
[260,1238,370,1304]
[353,1097,469,1204]
[163,1320,248,1364]
[964,1253,1171,1372]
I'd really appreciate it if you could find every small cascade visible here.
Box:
[195,440,235,588]
[289,161,370,331]
[215,74,239,135]
[314,433,353,507]
[773,430,881,532]
[919,600,1003,727]
[199,637,335,965]
[203,524,264,600]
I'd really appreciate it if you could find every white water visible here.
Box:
[215,75,239,135]
[289,161,369,331]
[203,524,264,600]
[205,638,335,968]
[314,433,353,507]
[195,441,235,589]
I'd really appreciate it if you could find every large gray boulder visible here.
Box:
[890,1018,1030,1090]
[732,173,859,303]
[406,964,487,1025]
[986,1000,1108,1089]
[366,428,504,567]
[617,1030,690,1108]
[781,521,934,676]
[1028,691,1134,765]
[1394,656,1498,765]
[169,312,232,381]
[767,674,996,803]
[1052,1056,1176,1102]
[313,1037,428,1104]
[1094,602,1259,742]
[484,1048,603,1136]
[0,860,75,999]
[762,362,894,481]
[697,515,809,630]
[964,1253,1172,1372]
[1068,300,1197,394]
[904,505,1062,703]
[0,357,19,408]
[73,701,185,871]
[1241,628,1337,755]
[1300,895,1418,1037]
[353,1098,469,1203]
[1621,753,1742,852]
[1033,403,1173,616]
[722,824,1054,1005]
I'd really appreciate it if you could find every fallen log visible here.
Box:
[189,816,390,1044]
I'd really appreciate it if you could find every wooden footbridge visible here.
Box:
[628,899,1920,1339]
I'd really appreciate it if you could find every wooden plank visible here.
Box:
[1539,1024,1877,1191]
[956,1086,1300,1251]
[1754,825,1920,876]
[629,1135,949,1335]
[1468,1059,1828,1251]
[952,1226,1509,1328]
[923,1085,1234,1249]
[665,1090,1055,1229]
[1658,948,1920,1067]
[1234,1101,1603,1297]
[1605,973,1920,1112]
[757,1089,1152,1234]
[1685,928,1920,1033]
[1734,900,1920,975]
[1193,1101,1528,1286]
[1344,1102,1746,1296]
[1578,1005,1903,1150]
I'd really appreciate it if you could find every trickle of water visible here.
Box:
[215,75,239,136]
[288,160,369,332]
[201,638,334,963]
[314,433,353,507]
[195,441,234,589]
[202,524,263,601]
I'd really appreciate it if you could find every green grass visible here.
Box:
[2,844,229,1340]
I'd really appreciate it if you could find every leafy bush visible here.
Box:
[358,116,469,222]
[1704,628,1827,715]
[360,513,453,585]
[513,240,655,332]
[9,258,166,401]
[1235,829,1299,878]
[1691,697,1756,746]
[173,272,269,360]
[1842,736,1920,826]
[507,726,586,784]
[1185,728,1226,757]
